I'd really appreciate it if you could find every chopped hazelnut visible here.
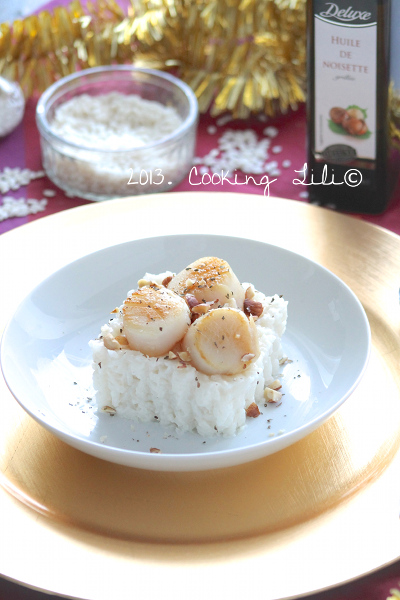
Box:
[162,275,173,287]
[245,286,255,299]
[279,356,292,365]
[264,388,283,403]
[101,405,117,415]
[267,379,282,390]
[103,333,121,350]
[243,298,263,318]
[191,303,210,315]
[246,402,261,418]
[185,294,200,309]
[137,278,151,288]
[241,353,256,362]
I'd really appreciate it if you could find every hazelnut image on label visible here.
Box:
[329,107,347,125]
[343,117,368,136]
[346,108,364,120]
[329,106,368,136]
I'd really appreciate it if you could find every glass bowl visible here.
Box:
[36,66,199,201]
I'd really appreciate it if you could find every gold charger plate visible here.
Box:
[1,192,400,599]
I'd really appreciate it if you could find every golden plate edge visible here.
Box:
[1,192,399,599]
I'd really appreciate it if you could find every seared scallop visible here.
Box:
[183,307,259,375]
[122,285,190,357]
[168,256,245,309]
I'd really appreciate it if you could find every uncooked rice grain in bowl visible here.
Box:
[36,66,199,201]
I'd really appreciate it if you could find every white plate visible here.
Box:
[0,234,370,471]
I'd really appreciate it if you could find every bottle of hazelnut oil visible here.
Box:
[306,0,400,214]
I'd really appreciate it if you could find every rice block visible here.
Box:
[90,277,287,437]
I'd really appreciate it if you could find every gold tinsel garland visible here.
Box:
[1,0,399,128]
[391,93,400,146]
[0,0,307,117]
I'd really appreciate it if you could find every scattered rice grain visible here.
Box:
[263,126,279,138]
[0,196,47,222]
[0,167,45,194]
[197,129,271,175]
[216,114,233,126]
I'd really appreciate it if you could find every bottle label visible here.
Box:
[314,1,377,164]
